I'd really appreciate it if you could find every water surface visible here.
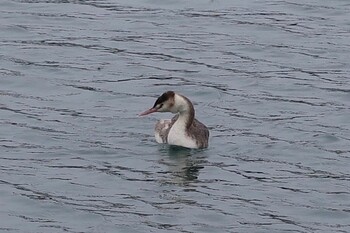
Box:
[1,0,350,232]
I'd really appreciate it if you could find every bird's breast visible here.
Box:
[167,124,197,149]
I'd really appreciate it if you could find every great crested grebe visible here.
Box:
[139,91,209,149]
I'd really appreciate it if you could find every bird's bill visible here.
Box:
[139,107,158,116]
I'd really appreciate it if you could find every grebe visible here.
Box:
[140,91,209,149]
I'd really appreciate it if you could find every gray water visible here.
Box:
[1,0,350,232]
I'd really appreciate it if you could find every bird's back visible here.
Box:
[187,118,209,148]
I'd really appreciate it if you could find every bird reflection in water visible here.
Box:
[158,145,207,185]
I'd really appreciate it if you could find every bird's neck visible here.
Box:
[173,94,195,129]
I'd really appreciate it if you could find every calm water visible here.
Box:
[1,0,350,232]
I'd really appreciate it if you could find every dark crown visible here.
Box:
[153,91,175,108]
